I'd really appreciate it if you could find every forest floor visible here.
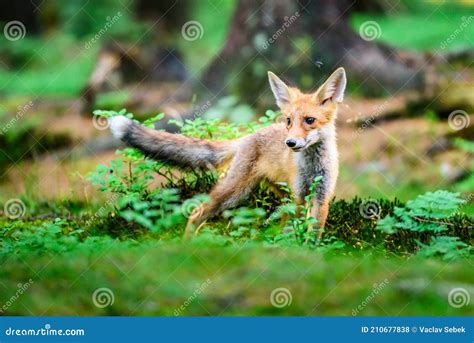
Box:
[0,81,473,316]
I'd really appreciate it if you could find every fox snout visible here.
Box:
[285,138,305,149]
[285,130,321,151]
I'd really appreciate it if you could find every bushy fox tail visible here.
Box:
[109,116,234,169]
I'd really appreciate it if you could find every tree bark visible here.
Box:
[202,0,426,107]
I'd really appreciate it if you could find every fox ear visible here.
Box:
[268,71,291,108]
[314,67,346,104]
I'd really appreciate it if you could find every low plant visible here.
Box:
[416,236,470,261]
[266,177,323,246]
[376,190,470,260]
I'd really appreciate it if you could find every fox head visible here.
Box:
[268,68,346,152]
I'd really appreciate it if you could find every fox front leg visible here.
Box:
[305,199,330,243]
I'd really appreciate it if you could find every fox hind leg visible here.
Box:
[184,153,260,239]
[184,177,258,239]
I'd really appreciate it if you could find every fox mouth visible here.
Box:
[290,142,310,152]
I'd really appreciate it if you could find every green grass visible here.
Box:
[1,240,472,315]
[351,2,474,51]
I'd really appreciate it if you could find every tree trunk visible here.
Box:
[202,0,426,107]
[306,0,424,94]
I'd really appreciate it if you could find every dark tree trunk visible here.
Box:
[306,0,424,93]
[202,0,304,106]
[202,0,426,106]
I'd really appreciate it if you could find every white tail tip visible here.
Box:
[109,116,131,140]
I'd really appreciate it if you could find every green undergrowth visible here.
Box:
[1,110,472,261]
[1,192,472,258]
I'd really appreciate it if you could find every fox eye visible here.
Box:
[286,117,291,126]
[305,117,315,125]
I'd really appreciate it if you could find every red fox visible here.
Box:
[109,68,346,240]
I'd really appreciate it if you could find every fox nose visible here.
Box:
[285,139,297,148]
